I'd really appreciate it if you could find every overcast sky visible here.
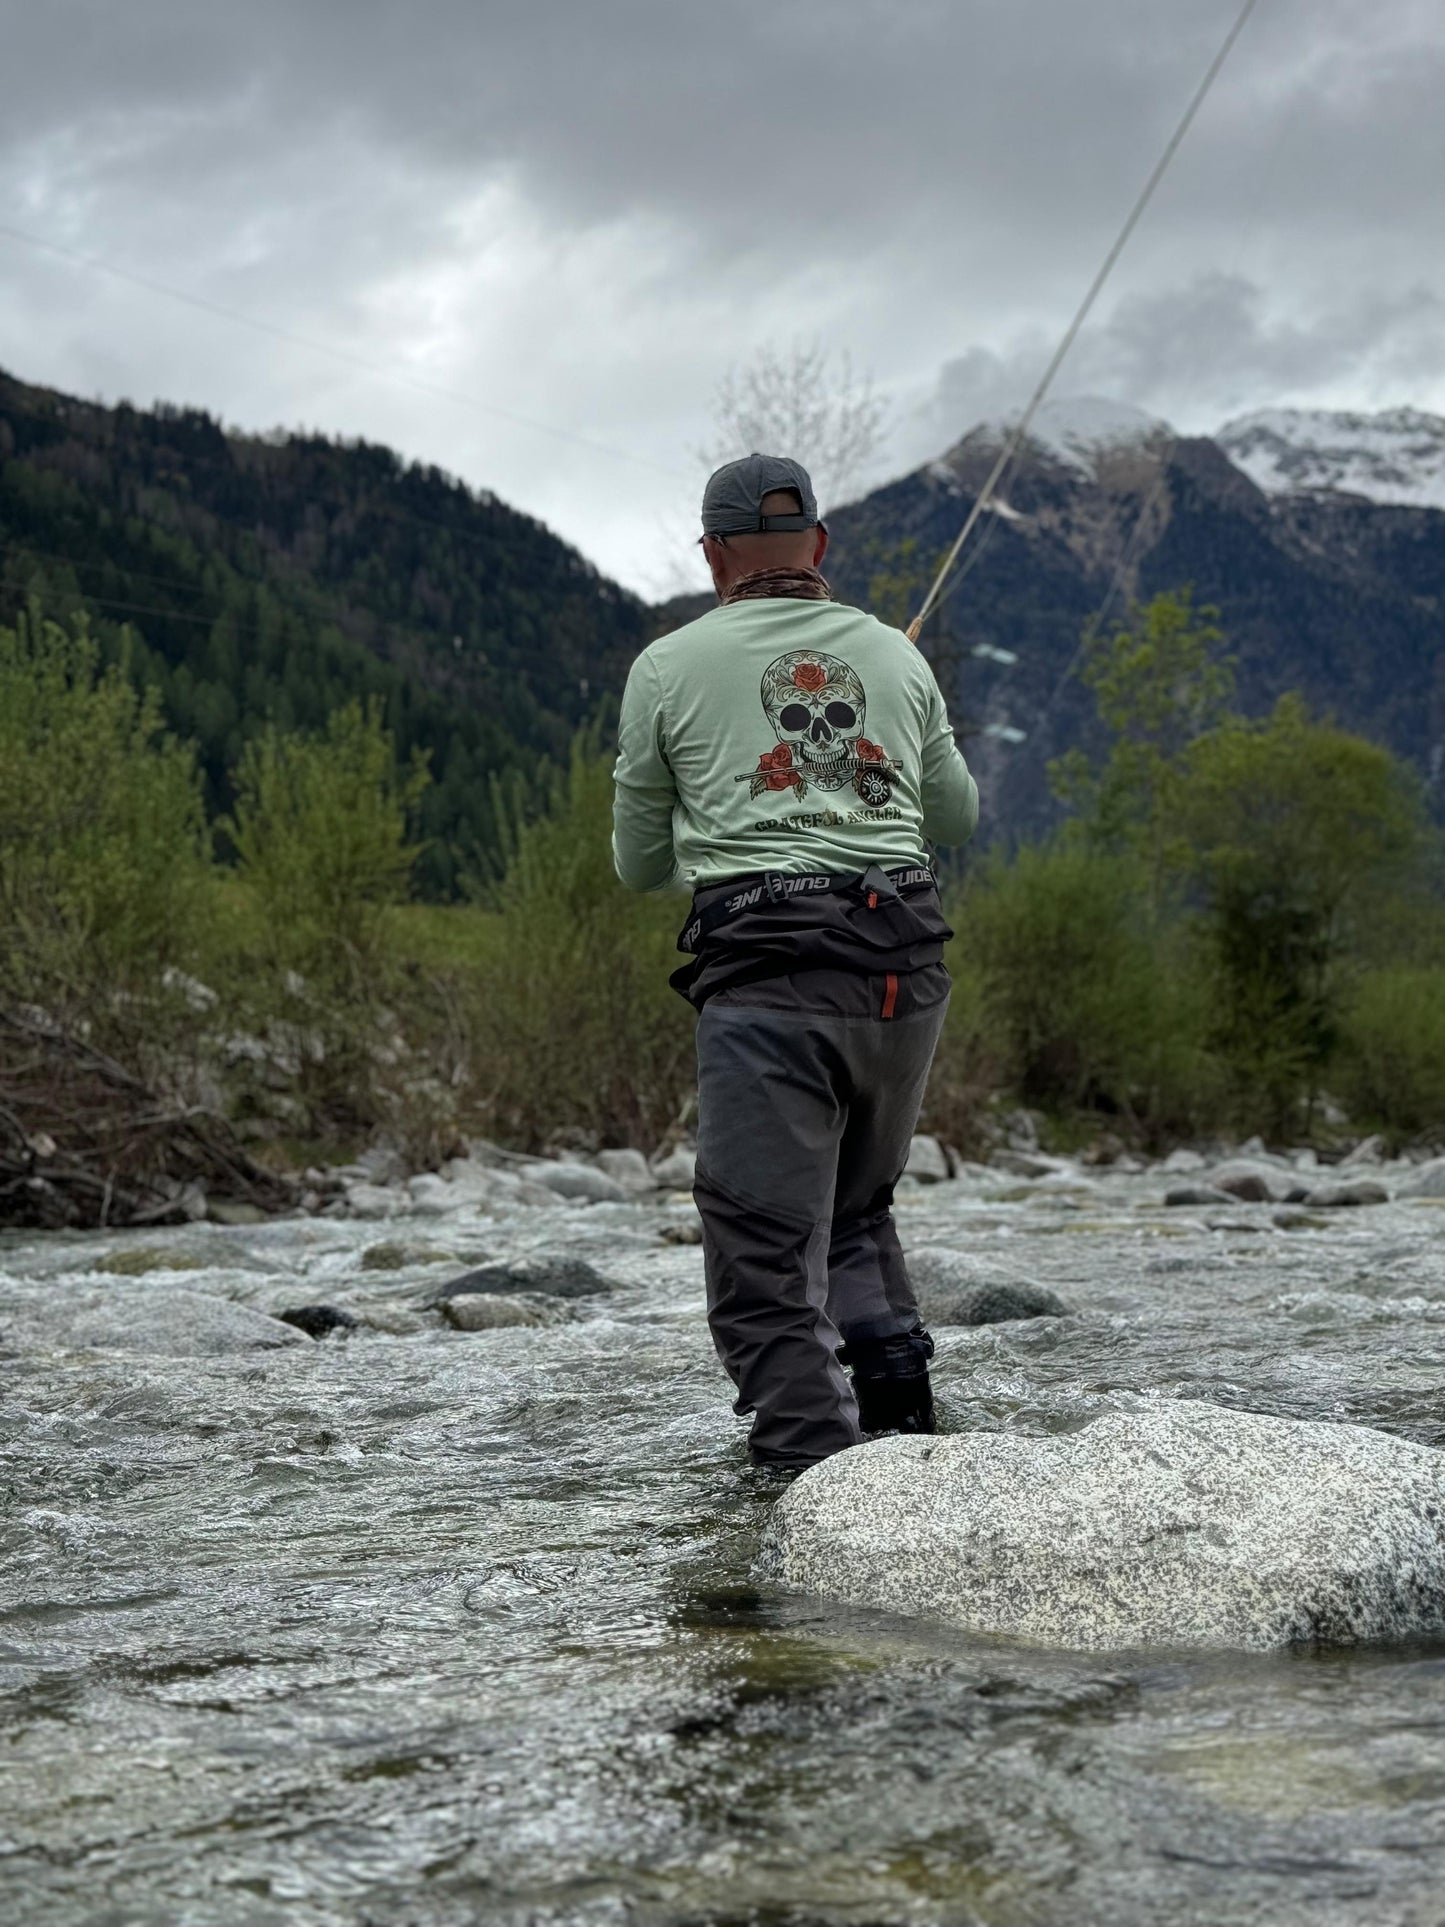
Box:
[3,0,1442,593]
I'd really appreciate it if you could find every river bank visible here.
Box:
[4,1146,1445,1923]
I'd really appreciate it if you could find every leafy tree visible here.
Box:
[1174,696,1424,1131]
[956,843,1211,1129]
[469,737,694,1149]
[1052,589,1233,904]
[226,699,430,995]
[0,602,210,1033]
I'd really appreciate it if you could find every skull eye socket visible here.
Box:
[824,701,857,729]
[778,703,811,732]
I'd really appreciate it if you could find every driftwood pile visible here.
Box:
[0,1008,296,1229]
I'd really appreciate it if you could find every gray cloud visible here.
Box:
[907,274,1445,461]
[2,0,1442,586]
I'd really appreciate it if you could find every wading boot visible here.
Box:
[841,1326,937,1437]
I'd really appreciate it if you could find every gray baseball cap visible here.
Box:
[701,452,820,536]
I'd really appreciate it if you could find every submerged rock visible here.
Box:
[906,1248,1070,1327]
[658,1218,704,1246]
[432,1254,610,1302]
[1214,1173,1273,1204]
[42,1287,305,1357]
[359,1239,459,1272]
[1307,1180,1390,1209]
[442,1293,554,1331]
[1165,1185,1236,1208]
[946,1282,1072,1326]
[93,1246,210,1277]
[762,1401,1445,1651]
[276,1303,358,1338]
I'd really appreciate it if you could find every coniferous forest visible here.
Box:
[0,367,650,895]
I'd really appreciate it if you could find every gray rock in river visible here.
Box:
[906,1247,1070,1326]
[1399,1157,1445,1200]
[650,1147,698,1191]
[594,1148,657,1194]
[529,1161,628,1205]
[762,1401,1445,1651]
[432,1254,610,1302]
[1214,1172,1274,1204]
[1306,1179,1390,1208]
[276,1303,357,1338]
[1210,1160,1292,1198]
[44,1287,305,1357]
[443,1293,555,1331]
[904,1134,950,1183]
[1165,1184,1237,1208]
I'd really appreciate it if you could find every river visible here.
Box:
[4,1167,1445,1924]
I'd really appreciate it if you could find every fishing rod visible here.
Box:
[906,0,1263,643]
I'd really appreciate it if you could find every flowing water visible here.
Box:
[4,1172,1445,1926]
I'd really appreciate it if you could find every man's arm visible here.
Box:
[612,651,680,891]
[919,670,979,846]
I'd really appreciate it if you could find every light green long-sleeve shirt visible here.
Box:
[612,597,979,891]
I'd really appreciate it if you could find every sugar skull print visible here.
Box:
[739,651,898,805]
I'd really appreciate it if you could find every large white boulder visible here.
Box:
[762,1401,1445,1651]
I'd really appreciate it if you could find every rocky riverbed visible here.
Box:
[4,1138,1445,1924]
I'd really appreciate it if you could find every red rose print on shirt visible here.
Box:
[791,662,827,693]
[757,744,800,792]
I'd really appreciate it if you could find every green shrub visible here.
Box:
[220,700,432,1138]
[0,605,211,1039]
[918,946,1000,1150]
[1333,969,1445,1142]
[466,744,695,1151]
[952,844,1217,1138]
[225,698,429,992]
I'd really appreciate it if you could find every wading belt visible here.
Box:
[679,864,935,954]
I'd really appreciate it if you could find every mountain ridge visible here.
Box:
[825,404,1444,838]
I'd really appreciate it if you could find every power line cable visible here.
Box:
[908,0,1262,640]
[0,220,689,484]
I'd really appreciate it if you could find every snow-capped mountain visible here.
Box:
[1217,407,1445,511]
[826,394,1445,842]
[963,396,1173,479]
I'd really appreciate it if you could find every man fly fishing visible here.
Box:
[612,452,978,1473]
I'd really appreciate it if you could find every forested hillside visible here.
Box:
[5,367,1443,890]
[0,369,650,892]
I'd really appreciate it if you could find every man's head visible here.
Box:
[700,451,829,597]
